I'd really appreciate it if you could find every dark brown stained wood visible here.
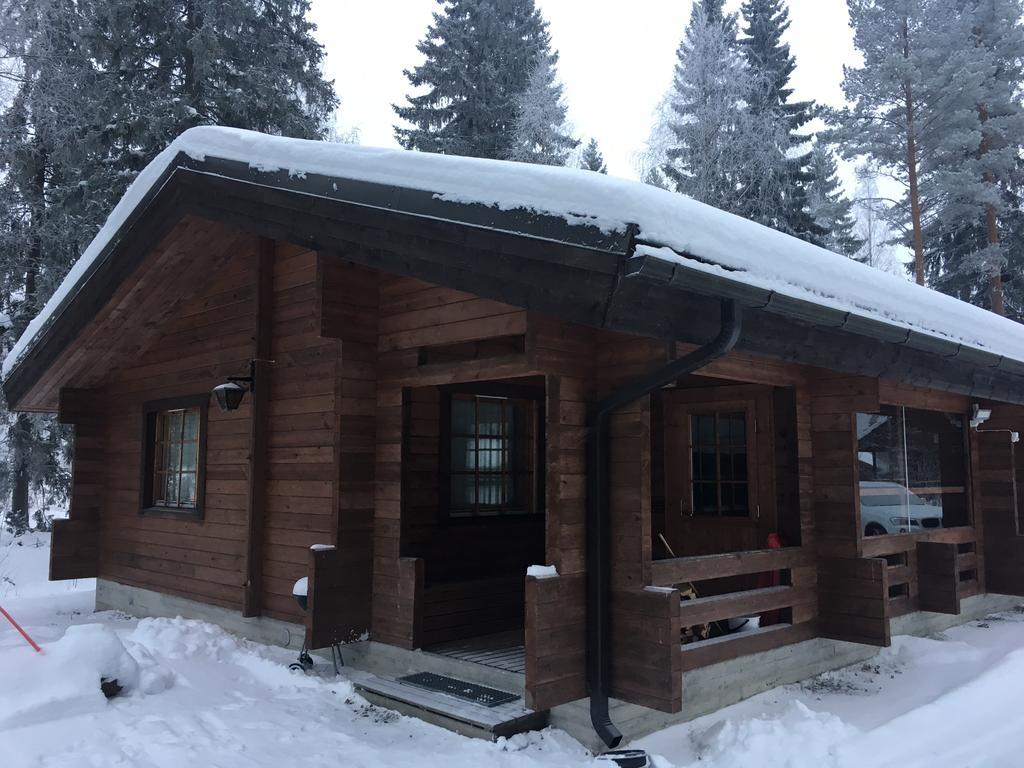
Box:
[975,408,1024,596]
[610,587,682,713]
[242,238,275,617]
[85,227,261,611]
[916,541,960,614]
[524,573,586,711]
[680,621,817,671]
[650,548,812,585]
[305,545,369,647]
[56,385,105,581]
[818,556,890,646]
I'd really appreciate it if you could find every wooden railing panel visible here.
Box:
[650,547,811,586]
[917,541,960,615]
[610,587,682,713]
[524,573,586,711]
[818,556,890,646]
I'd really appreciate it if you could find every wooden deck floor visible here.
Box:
[426,631,526,674]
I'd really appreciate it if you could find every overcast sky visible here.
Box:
[308,0,858,180]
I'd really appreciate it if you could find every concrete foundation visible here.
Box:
[95,578,306,650]
[551,592,1024,753]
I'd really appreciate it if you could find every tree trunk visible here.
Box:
[979,104,1004,315]
[902,17,926,286]
[8,140,44,532]
[8,414,31,533]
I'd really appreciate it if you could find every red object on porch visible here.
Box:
[758,533,785,627]
[0,604,43,654]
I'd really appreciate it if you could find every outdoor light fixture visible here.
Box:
[213,359,267,412]
[970,404,993,430]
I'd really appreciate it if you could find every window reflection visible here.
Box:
[856,405,968,535]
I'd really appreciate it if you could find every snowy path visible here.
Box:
[2,534,1023,768]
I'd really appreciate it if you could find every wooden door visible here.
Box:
[662,385,777,559]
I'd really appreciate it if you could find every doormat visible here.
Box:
[397,672,519,708]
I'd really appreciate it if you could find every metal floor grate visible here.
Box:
[396,672,519,708]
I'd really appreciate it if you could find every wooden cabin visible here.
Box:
[8,127,1024,751]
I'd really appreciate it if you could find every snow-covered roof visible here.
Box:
[5,126,1024,382]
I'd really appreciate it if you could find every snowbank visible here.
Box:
[0,624,138,729]
[6,126,1024,381]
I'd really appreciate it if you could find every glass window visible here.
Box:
[857,405,968,536]
[689,411,751,518]
[148,404,203,511]
[448,394,537,517]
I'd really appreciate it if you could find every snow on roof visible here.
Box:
[5,126,1024,380]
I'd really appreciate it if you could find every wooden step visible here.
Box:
[348,670,547,741]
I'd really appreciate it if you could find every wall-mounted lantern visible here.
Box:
[213,359,270,412]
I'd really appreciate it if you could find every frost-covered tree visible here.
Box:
[806,141,863,257]
[658,2,752,213]
[394,0,556,160]
[918,0,1024,315]
[829,0,934,285]
[0,0,337,531]
[508,52,577,165]
[738,0,820,240]
[580,138,607,174]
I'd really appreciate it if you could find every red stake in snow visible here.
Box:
[0,604,43,654]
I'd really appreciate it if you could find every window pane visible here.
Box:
[694,482,717,515]
[857,405,968,534]
[183,407,200,441]
[720,448,733,481]
[477,399,505,436]
[163,472,179,505]
[451,397,475,434]
[733,448,747,481]
[451,474,474,508]
[179,472,197,506]
[181,441,198,473]
[698,414,714,444]
[451,437,476,471]
[169,410,183,439]
[727,484,749,517]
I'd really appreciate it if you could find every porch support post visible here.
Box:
[242,237,274,617]
[585,299,741,749]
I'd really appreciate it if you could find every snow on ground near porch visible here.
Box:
[3,535,1024,768]
[8,126,1024,382]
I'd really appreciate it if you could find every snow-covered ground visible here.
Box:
[2,534,1023,768]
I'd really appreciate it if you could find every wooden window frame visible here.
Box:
[439,385,545,521]
[681,401,759,521]
[139,394,209,519]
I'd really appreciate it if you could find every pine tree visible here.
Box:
[507,52,578,165]
[580,138,607,174]
[806,141,863,257]
[738,0,820,240]
[0,0,337,531]
[919,0,1024,314]
[394,0,556,160]
[829,0,933,285]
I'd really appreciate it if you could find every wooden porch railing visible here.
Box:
[649,547,817,671]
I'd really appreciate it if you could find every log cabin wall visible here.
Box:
[977,404,1024,596]
[92,226,261,611]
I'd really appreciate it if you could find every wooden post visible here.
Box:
[242,237,274,617]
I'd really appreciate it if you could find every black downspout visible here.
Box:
[585,299,742,749]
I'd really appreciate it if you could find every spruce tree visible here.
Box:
[394,0,557,160]
[580,138,607,174]
[507,52,578,165]
[738,0,820,240]
[0,0,337,531]
[806,141,863,257]
[659,1,752,213]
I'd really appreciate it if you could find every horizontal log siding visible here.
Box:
[261,245,344,623]
[94,225,259,610]
[524,317,596,711]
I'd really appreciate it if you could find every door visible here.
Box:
[662,385,776,559]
